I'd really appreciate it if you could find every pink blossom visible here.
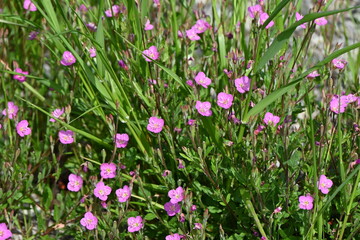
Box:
[235,76,251,93]
[295,12,307,29]
[186,28,200,41]
[164,202,181,216]
[142,46,159,62]
[89,48,96,58]
[13,68,29,82]
[317,175,333,194]
[86,22,97,32]
[298,195,314,210]
[254,125,266,135]
[0,223,12,240]
[153,0,160,6]
[118,60,129,70]
[147,116,164,133]
[195,101,212,117]
[162,170,171,176]
[2,102,19,119]
[273,207,282,214]
[186,80,194,87]
[144,20,154,31]
[192,19,211,34]
[67,174,83,192]
[105,5,122,17]
[179,213,185,222]
[100,163,117,179]
[16,120,31,137]
[307,70,320,78]
[329,95,347,114]
[114,133,129,148]
[193,223,203,230]
[127,216,144,232]
[28,31,39,40]
[259,12,274,29]
[116,185,131,202]
[80,212,98,230]
[177,30,183,38]
[94,181,112,201]
[332,59,347,69]
[60,51,76,66]
[166,233,182,240]
[217,92,234,109]
[263,112,280,126]
[314,17,327,26]
[248,4,263,18]
[191,205,197,211]
[168,186,184,204]
[49,108,65,122]
[187,119,196,126]
[79,4,88,13]
[23,0,37,11]
[58,130,74,144]
[194,72,211,88]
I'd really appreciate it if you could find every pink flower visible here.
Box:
[317,175,333,194]
[235,76,251,93]
[28,31,39,40]
[298,195,314,210]
[248,4,263,18]
[142,46,159,62]
[295,12,307,29]
[67,174,83,192]
[194,72,211,88]
[186,80,194,87]
[314,17,327,26]
[118,60,129,70]
[105,5,122,17]
[164,202,181,216]
[114,133,129,148]
[79,4,88,13]
[0,223,12,240]
[153,0,160,6]
[127,216,143,232]
[80,212,98,230]
[89,48,96,58]
[186,28,201,41]
[259,12,274,29]
[263,112,280,126]
[168,186,184,203]
[86,22,97,32]
[144,20,154,31]
[193,223,203,230]
[2,102,19,119]
[13,68,29,82]
[217,92,234,109]
[187,119,196,126]
[332,59,347,69]
[49,108,65,122]
[94,181,112,201]
[329,95,347,114]
[100,163,117,179]
[192,19,211,34]
[273,207,282,214]
[147,116,164,133]
[16,120,31,137]
[23,0,37,11]
[58,130,74,144]
[166,233,182,240]
[115,185,131,202]
[195,101,212,117]
[60,51,76,66]
[307,70,320,78]
[191,205,197,211]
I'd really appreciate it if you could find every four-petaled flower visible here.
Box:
[0,223,12,240]
[298,194,314,210]
[307,70,320,78]
[142,46,159,62]
[263,112,280,127]
[58,130,74,144]
[259,12,274,29]
[89,48,96,58]
[13,68,29,82]
[127,216,144,232]
[186,29,201,41]
[314,17,327,26]
[195,101,212,117]
[295,12,307,29]
[50,108,65,122]
[147,116,164,133]
[2,102,19,119]
[144,20,154,31]
[67,174,83,192]
[105,5,124,17]
[16,120,32,137]
[168,186,184,203]
[194,72,211,88]
[80,212,98,230]
[317,175,333,194]
[217,92,234,109]
[193,223,203,230]
[332,59,347,69]
[235,76,251,93]
[191,19,211,34]
[164,202,181,216]
[23,0,37,11]
[116,185,131,202]
[60,51,76,66]
[248,4,263,18]
[93,181,112,201]
[166,233,182,240]
[114,133,129,148]
[100,163,117,179]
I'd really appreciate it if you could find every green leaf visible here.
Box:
[43,185,53,210]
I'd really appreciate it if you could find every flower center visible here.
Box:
[99,190,104,195]
[304,201,309,205]
[0,230,3,237]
